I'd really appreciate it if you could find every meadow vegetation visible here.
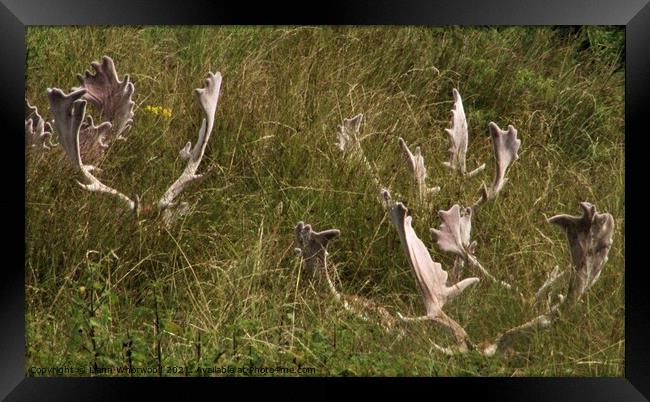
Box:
[25,26,624,376]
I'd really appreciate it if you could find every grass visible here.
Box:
[25,26,624,376]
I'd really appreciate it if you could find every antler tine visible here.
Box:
[443,88,468,173]
[398,137,441,199]
[25,98,54,150]
[47,88,135,210]
[47,88,86,166]
[442,88,485,178]
[158,71,222,211]
[473,122,521,208]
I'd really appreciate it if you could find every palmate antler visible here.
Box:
[294,222,401,333]
[387,197,479,352]
[74,55,135,142]
[431,204,513,290]
[481,202,615,356]
[474,122,521,208]
[548,202,615,305]
[46,67,223,220]
[442,89,485,178]
[47,87,136,210]
[294,221,341,283]
[25,98,54,150]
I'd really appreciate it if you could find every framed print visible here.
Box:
[2,0,649,400]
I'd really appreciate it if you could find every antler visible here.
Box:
[74,55,135,142]
[431,204,512,289]
[335,113,363,156]
[430,204,473,258]
[388,201,479,350]
[294,221,403,333]
[47,87,135,210]
[294,221,341,282]
[398,137,440,199]
[442,89,485,177]
[25,98,54,150]
[474,122,521,207]
[482,202,615,356]
[534,265,566,305]
[158,72,222,211]
[548,202,615,305]
[334,114,384,191]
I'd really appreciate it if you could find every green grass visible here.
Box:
[25,26,624,377]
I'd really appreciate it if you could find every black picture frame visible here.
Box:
[3,0,648,400]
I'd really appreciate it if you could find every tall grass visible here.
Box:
[25,26,624,376]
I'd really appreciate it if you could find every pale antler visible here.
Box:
[47,87,135,210]
[474,122,521,207]
[431,204,513,290]
[482,202,614,356]
[74,55,135,142]
[534,265,565,305]
[294,221,402,333]
[335,114,383,191]
[25,98,54,150]
[294,221,341,282]
[388,200,479,351]
[335,113,363,155]
[398,137,440,199]
[442,89,485,177]
[548,202,615,305]
[158,72,222,211]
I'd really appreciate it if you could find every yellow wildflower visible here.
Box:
[144,105,172,119]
